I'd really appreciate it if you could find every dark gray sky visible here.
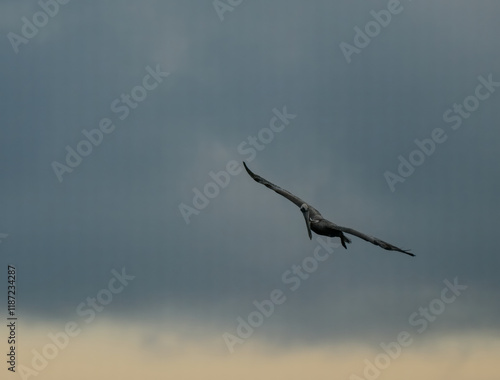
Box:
[1,0,499,358]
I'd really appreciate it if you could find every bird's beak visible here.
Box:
[302,209,312,240]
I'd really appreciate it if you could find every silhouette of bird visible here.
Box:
[243,162,414,257]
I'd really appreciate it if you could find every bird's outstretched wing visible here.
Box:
[243,162,306,208]
[336,226,414,256]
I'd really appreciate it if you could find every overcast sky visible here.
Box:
[1,1,499,379]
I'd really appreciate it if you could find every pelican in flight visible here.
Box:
[243,162,414,257]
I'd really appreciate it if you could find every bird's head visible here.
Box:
[300,204,312,240]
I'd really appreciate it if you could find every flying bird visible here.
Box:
[243,162,414,257]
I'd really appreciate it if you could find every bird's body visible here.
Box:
[243,162,414,257]
[309,216,352,248]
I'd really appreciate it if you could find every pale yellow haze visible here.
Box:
[6,321,499,380]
